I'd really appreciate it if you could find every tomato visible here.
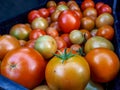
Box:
[46,27,59,38]
[84,36,114,54]
[50,21,61,33]
[96,25,114,40]
[85,80,104,90]
[81,17,95,31]
[95,2,104,11]
[73,10,83,19]
[58,1,67,5]
[28,10,41,23]
[60,33,72,48]
[45,49,90,90]
[31,17,49,30]
[69,30,85,44]
[96,13,114,28]
[47,6,56,15]
[70,44,81,52]
[81,0,95,11]
[1,47,46,89]
[46,0,57,8]
[58,10,80,33]
[19,40,27,47]
[90,28,98,37]
[85,48,120,83]
[34,35,57,59]
[51,9,62,22]
[29,29,46,40]
[80,29,91,40]
[55,36,67,50]
[68,2,80,11]
[38,8,50,18]
[32,85,50,90]
[98,4,112,15]
[83,7,97,21]
[56,4,69,11]
[0,35,21,60]
[10,24,32,40]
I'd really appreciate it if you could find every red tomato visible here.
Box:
[95,2,104,11]
[55,36,67,50]
[58,10,80,33]
[47,6,56,15]
[81,0,95,11]
[98,4,112,15]
[46,27,59,38]
[28,10,41,23]
[60,33,72,48]
[38,8,50,18]
[29,29,46,40]
[1,47,46,89]
[85,48,120,83]
[0,35,21,60]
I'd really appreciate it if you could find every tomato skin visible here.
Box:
[85,48,120,83]
[1,47,46,89]
[58,10,80,33]
[0,35,21,60]
[28,10,41,23]
[29,29,46,40]
[81,0,95,11]
[38,8,50,18]
[45,55,90,90]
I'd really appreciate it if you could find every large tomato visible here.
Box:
[45,49,90,90]
[58,10,80,33]
[85,48,120,83]
[1,47,46,89]
[0,35,21,60]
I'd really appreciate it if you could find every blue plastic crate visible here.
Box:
[0,0,120,90]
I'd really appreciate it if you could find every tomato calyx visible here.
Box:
[54,48,75,63]
[76,47,85,56]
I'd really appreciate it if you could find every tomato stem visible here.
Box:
[54,48,75,63]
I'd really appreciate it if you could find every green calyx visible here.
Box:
[54,48,75,63]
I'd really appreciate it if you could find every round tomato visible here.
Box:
[29,29,46,40]
[45,49,90,90]
[84,36,114,54]
[81,0,95,11]
[10,24,32,40]
[96,25,114,40]
[1,47,46,89]
[58,10,80,33]
[85,48,120,83]
[38,8,50,18]
[34,35,57,59]
[32,85,50,90]
[55,36,67,50]
[28,10,41,23]
[0,35,21,60]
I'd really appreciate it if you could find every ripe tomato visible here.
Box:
[98,4,112,15]
[81,0,95,11]
[38,8,50,18]
[60,33,72,48]
[25,39,36,48]
[1,47,46,89]
[45,50,90,90]
[28,10,41,23]
[96,25,114,40]
[0,35,21,60]
[95,2,104,11]
[58,10,80,33]
[70,44,81,52]
[47,6,56,15]
[55,36,67,50]
[46,0,57,8]
[85,48,120,83]
[46,27,59,38]
[10,24,32,40]
[29,29,46,40]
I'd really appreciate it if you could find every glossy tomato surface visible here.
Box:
[1,47,46,89]
[45,53,90,90]
[85,48,120,83]
[58,10,80,33]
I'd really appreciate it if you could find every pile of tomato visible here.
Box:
[0,0,120,90]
